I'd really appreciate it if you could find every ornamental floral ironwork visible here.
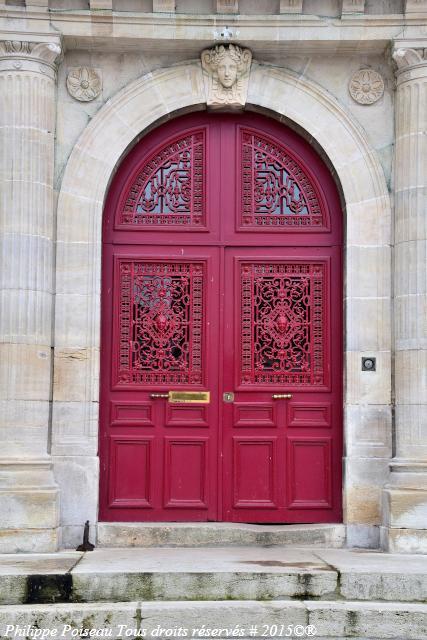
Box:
[241,131,324,228]
[116,261,204,386]
[240,262,325,386]
[120,132,205,227]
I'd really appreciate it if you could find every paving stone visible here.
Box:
[71,548,337,602]
[0,602,138,639]
[0,601,306,639]
[307,601,427,638]
[0,552,82,605]
[316,549,427,601]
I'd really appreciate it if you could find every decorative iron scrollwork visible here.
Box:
[240,262,325,386]
[117,261,204,386]
[120,132,205,227]
[241,130,324,228]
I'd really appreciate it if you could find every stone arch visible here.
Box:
[53,60,391,547]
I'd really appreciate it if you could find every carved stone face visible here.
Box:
[217,54,238,88]
[201,44,252,107]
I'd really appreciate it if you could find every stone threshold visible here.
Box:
[1,547,427,605]
[97,522,346,548]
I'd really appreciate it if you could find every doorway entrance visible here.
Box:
[99,112,342,523]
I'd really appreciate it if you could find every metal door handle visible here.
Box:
[150,393,169,399]
[272,393,293,399]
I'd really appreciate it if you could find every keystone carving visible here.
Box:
[201,43,252,109]
[348,68,384,105]
[66,67,102,102]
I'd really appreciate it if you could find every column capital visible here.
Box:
[392,44,427,83]
[0,39,62,79]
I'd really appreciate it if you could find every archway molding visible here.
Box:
[53,60,392,548]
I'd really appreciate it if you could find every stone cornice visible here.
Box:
[1,10,427,56]
[0,39,62,78]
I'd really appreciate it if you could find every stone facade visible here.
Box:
[0,0,426,553]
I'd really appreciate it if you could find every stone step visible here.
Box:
[1,600,427,639]
[1,548,427,606]
[97,523,346,548]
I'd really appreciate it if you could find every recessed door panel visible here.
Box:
[165,405,209,428]
[287,437,332,509]
[233,403,277,428]
[233,437,278,508]
[109,436,153,507]
[110,402,154,427]
[164,438,208,508]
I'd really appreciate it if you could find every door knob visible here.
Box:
[272,393,293,399]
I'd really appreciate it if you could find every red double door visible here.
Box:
[100,112,343,523]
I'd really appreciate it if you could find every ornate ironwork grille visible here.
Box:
[116,261,204,386]
[240,262,325,386]
[241,131,324,228]
[120,131,205,227]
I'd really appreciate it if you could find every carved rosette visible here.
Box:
[0,40,62,78]
[66,67,102,102]
[348,69,384,105]
[201,43,252,109]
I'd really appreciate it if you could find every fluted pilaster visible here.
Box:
[382,45,427,553]
[393,46,427,459]
[0,38,62,552]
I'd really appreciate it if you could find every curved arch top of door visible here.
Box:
[100,111,343,523]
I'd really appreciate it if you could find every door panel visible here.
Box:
[233,437,279,509]
[220,118,341,247]
[223,247,342,522]
[287,437,332,508]
[99,245,219,521]
[164,438,209,508]
[109,436,153,506]
[103,114,222,245]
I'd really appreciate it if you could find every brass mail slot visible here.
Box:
[168,391,210,404]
